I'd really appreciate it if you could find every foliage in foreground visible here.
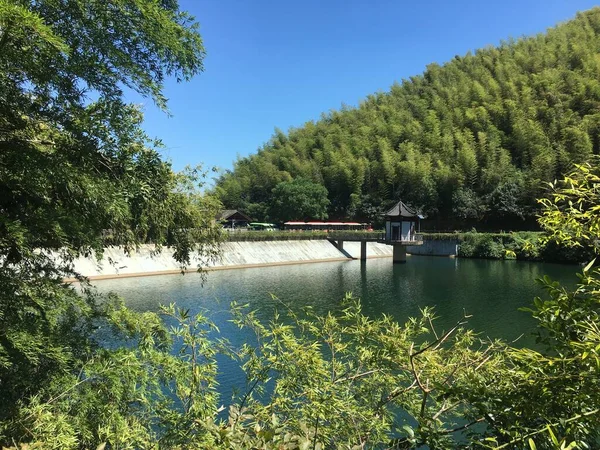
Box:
[3,160,600,449]
[1,296,508,449]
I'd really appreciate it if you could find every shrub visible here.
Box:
[458,232,505,259]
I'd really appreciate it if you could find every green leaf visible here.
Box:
[547,425,559,446]
[583,258,596,273]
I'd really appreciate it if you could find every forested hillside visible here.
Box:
[215,8,600,229]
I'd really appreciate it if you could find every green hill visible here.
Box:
[215,9,600,229]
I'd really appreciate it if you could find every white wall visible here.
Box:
[65,241,351,279]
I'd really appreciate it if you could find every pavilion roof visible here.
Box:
[383,201,423,219]
[217,209,253,222]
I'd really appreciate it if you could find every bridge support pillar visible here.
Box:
[360,241,367,261]
[392,244,407,263]
[337,240,344,252]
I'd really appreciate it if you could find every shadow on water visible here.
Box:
[93,255,578,400]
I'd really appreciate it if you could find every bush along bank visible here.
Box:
[449,231,594,264]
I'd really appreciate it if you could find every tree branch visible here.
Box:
[493,409,600,449]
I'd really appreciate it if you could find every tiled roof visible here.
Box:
[217,210,252,221]
[384,201,420,218]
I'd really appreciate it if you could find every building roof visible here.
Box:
[217,210,253,222]
[384,200,423,219]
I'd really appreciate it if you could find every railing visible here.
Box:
[326,231,385,241]
[223,230,426,244]
[383,233,424,244]
[326,232,425,243]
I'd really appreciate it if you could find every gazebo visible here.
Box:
[383,200,422,243]
[382,200,424,263]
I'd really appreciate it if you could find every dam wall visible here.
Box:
[67,238,458,280]
[341,242,393,259]
[69,240,350,279]
[338,240,457,258]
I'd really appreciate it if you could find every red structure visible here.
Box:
[283,221,368,231]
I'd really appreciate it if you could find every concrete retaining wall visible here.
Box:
[342,242,393,259]
[67,238,458,280]
[69,240,350,279]
[407,239,458,256]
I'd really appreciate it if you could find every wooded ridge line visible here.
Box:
[215,8,600,232]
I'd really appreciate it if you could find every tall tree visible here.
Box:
[0,1,223,445]
[269,178,330,222]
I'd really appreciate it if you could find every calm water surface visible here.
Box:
[94,256,578,399]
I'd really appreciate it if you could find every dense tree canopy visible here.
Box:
[0,0,213,260]
[269,178,330,222]
[215,8,600,229]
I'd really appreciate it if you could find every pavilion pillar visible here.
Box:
[360,241,367,261]
[392,244,407,263]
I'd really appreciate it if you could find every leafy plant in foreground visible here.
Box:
[225,297,505,449]
[469,159,600,449]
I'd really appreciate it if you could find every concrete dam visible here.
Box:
[67,238,458,280]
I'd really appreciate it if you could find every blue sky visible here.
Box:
[130,0,599,176]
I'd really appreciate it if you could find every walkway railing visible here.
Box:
[326,232,424,244]
[383,233,424,244]
[223,230,425,244]
[326,231,384,241]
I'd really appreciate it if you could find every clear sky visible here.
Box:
[130,0,599,175]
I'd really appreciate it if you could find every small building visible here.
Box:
[383,200,422,243]
[217,210,253,229]
[382,200,424,263]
